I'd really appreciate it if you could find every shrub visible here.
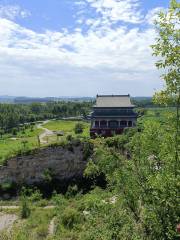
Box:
[12,128,18,136]
[84,160,100,179]
[43,168,54,183]
[0,129,4,138]
[66,184,79,198]
[37,199,48,207]
[82,142,93,160]
[62,207,82,229]
[67,143,74,152]
[28,189,42,202]
[74,122,84,134]
[66,134,73,141]
[72,138,81,146]
[20,196,31,219]
[0,181,14,191]
[36,225,48,238]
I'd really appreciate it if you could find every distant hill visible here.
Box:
[0,95,153,105]
[0,95,16,103]
[0,96,95,104]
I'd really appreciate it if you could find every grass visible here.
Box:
[0,109,173,165]
[43,120,90,138]
[0,120,90,165]
[0,207,55,240]
[0,127,43,165]
[137,107,176,126]
[0,188,111,240]
[0,108,173,165]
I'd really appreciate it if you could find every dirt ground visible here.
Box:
[0,213,18,232]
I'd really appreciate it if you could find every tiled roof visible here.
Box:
[94,95,135,108]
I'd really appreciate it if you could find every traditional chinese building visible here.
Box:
[90,94,137,137]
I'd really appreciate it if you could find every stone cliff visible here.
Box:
[0,142,91,185]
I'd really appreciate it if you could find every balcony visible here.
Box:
[91,120,134,129]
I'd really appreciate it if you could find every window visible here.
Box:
[128,121,132,127]
[120,121,127,126]
[95,121,99,127]
[100,120,107,127]
[109,121,118,128]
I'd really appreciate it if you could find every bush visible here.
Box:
[62,207,82,229]
[20,196,31,219]
[83,142,93,160]
[66,134,73,141]
[43,168,54,183]
[36,225,48,238]
[84,160,100,179]
[12,128,18,136]
[37,199,48,207]
[0,181,14,191]
[74,122,84,134]
[28,189,42,202]
[66,184,79,198]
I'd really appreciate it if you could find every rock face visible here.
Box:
[0,143,89,185]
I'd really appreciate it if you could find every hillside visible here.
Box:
[0,107,179,239]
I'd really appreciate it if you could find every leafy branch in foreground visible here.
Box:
[151,0,180,173]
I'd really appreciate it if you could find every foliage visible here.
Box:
[20,196,31,219]
[74,122,84,134]
[1,112,179,239]
[66,185,79,198]
[61,207,83,229]
[0,2,179,237]
[43,120,89,137]
[0,101,92,133]
[43,168,54,183]
[82,141,94,160]
[152,0,180,104]
[0,181,14,191]
[152,0,180,172]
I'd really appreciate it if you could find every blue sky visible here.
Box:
[0,0,170,97]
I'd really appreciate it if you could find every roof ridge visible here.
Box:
[96,94,130,97]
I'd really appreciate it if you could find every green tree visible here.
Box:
[152,0,180,172]
[74,122,84,134]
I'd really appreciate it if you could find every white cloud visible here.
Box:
[145,7,164,25]
[0,1,164,97]
[0,4,31,20]
[0,15,163,97]
[0,18,155,70]
[76,0,144,24]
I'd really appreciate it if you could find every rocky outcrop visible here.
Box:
[0,143,90,185]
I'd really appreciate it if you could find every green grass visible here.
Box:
[43,120,90,138]
[0,208,55,240]
[0,127,43,165]
[1,109,173,165]
[0,120,90,165]
[138,107,176,124]
[0,188,111,240]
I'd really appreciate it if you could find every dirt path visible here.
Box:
[0,213,18,231]
[0,205,55,210]
[48,217,56,236]
[37,120,55,144]
[0,205,55,233]
[0,206,19,210]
